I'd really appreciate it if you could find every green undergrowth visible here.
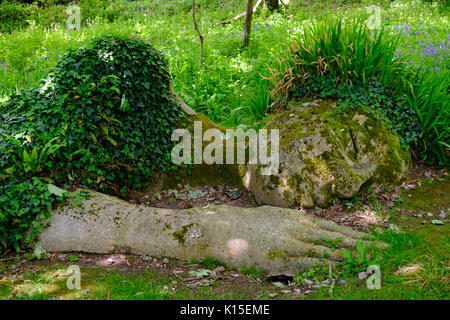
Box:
[308,230,448,299]
[0,0,448,297]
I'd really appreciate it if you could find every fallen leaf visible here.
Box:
[272,281,286,288]
[226,189,242,200]
[189,269,211,277]
[395,264,423,275]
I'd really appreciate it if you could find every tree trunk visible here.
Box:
[242,0,253,47]
[213,0,262,26]
[192,0,204,63]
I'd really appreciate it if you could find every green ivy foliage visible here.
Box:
[291,75,421,147]
[0,35,181,253]
[0,178,66,252]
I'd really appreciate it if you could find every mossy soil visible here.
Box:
[394,176,450,246]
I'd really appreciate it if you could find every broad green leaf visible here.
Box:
[47,184,67,197]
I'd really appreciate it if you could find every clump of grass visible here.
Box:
[405,69,449,165]
[266,19,409,103]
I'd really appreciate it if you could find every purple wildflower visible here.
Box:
[0,61,9,70]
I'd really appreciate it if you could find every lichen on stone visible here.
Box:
[245,98,411,208]
[172,223,196,246]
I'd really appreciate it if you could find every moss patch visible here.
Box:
[261,98,411,207]
[268,250,288,260]
[172,223,196,246]
[162,112,244,188]
[395,177,450,245]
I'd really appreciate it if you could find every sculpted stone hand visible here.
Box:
[38,190,370,275]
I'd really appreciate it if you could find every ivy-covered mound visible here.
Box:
[0,35,180,252]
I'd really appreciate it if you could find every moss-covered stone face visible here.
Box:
[162,110,245,189]
[244,99,411,208]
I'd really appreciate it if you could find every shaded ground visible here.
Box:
[128,184,256,209]
[131,162,448,232]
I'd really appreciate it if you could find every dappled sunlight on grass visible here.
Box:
[0,264,273,300]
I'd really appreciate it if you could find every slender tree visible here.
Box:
[192,0,204,63]
[242,0,253,47]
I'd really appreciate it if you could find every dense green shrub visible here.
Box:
[0,35,181,252]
